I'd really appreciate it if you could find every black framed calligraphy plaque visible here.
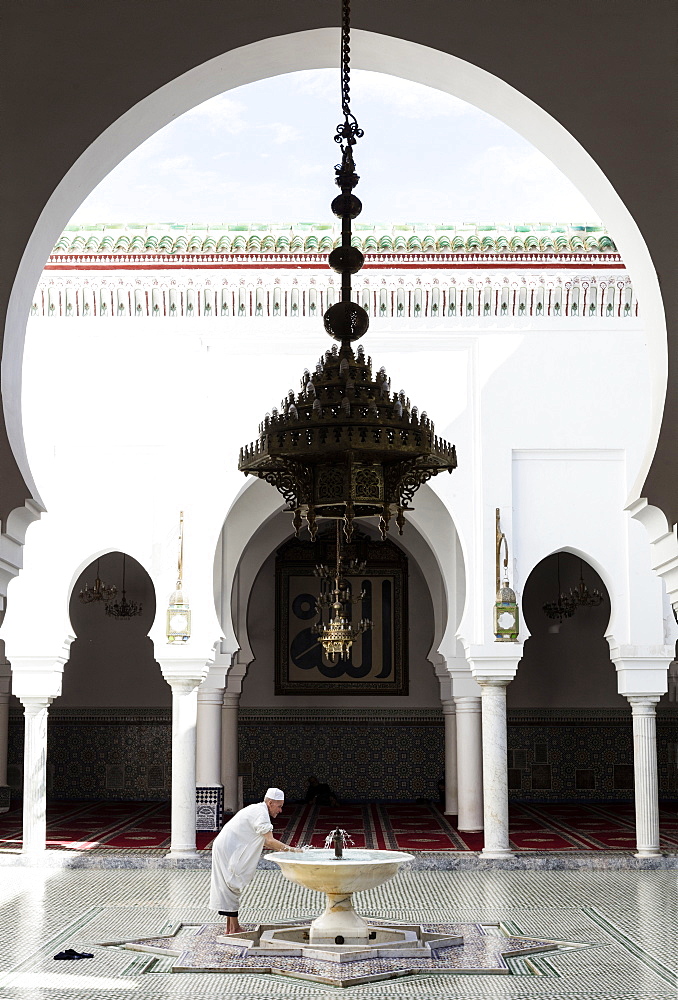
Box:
[275,531,408,695]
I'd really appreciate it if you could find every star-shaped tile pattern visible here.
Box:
[106,919,586,986]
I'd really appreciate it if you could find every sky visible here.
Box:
[69,69,601,227]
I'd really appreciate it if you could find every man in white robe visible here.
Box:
[209,787,301,934]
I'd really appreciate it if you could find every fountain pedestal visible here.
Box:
[309,892,371,945]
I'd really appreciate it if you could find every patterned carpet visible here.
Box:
[1,799,677,852]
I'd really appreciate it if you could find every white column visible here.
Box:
[20,697,52,853]
[628,696,661,857]
[454,696,483,831]
[166,677,201,857]
[478,679,513,858]
[221,693,240,813]
[613,650,670,858]
[441,700,457,815]
[0,659,10,811]
[196,687,223,786]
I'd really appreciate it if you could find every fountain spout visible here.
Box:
[333,829,343,859]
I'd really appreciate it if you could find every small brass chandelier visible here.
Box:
[105,553,143,620]
[238,0,457,541]
[542,553,577,624]
[569,558,603,609]
[312,521,372,662]
[78,558,117,605]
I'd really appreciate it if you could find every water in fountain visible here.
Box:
[324,828,355,853]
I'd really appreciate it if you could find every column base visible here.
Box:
[458,827,483,833]
[165,848,200,859]
[481,848,515,858]
[634,849,661,858]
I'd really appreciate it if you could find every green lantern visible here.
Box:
[166,511,191,643]
[494,508,519,642]
[494,579,519,641]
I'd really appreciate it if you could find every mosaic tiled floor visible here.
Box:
[2,799,677,852]
[0,867,675,998]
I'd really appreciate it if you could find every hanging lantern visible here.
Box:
[78,558,117,605]
[105,553,143,620]
[166,511,191,643]
[311,521,372,661]
[542,552,577,625]
[238,0,456,541]
[494,509,519,641]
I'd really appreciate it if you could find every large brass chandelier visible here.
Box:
[239,0,457,543]
[312,521,373,662]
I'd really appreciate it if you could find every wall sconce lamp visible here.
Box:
[494,508,519,642]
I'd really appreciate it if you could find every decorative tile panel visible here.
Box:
[5,705,677,804]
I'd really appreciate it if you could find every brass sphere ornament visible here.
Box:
[323,301,369,343]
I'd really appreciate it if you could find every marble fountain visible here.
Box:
[110,830,572,986]
[215,830,464,964]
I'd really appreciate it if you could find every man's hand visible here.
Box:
[263,833,302,852]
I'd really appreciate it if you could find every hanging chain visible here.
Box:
[334,0,364,149]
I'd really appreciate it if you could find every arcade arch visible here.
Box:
[0,24,674,859]
[3,27,668,545]
[211,478,466,810]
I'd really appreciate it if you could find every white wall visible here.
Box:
[1,311,662,692]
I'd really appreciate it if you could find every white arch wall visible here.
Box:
[3,25,668,539]
[2,310,658,681]
[511,450,665,651]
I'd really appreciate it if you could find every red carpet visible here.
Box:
[0,800,676,851]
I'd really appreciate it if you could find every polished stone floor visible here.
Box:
[0,866,675,999]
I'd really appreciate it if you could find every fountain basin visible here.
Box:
[265,848,413,945]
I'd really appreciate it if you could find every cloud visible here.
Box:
[291,68,471,120]
[267,122,302,145]
[182,93,248,135]
[352,70,472,120]
[157,155,194,174]
[67,69,601,228]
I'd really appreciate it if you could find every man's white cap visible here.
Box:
[265,787,285,800]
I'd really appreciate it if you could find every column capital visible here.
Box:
[158,657,211,689]
[627,695,661,714]
[165,677,203,696]
[197,687,225,706]
[19,695,53,716]
[222,692,240,709]
[476,677,512,689]
[454,695,482,713]
[441,699,456,716]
